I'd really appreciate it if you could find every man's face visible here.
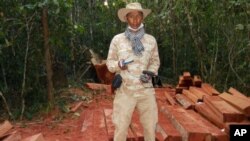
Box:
[126,11,143,29]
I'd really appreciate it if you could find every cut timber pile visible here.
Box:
[85,71,249,141]
[173,71,250,136]
[156,89,229,141]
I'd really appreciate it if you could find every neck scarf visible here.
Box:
[125,25,145,56]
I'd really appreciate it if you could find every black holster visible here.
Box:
[112,74,122,89]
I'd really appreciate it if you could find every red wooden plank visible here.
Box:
[78,109,96,141]
[182,89,200,103]
[178,74,193,88]
[164,92,177,106]
[103,109,115,141]
[158,111,181,141]
[175,86,188,94]
[193,75,202,87]
[103,108,137,141]
[0,121,13,138]
[130,111,144,141]
[194,103,225,129]
[183,72,191,79]
[155,124,167,141]
[204,96,245,122]
[161,105,212,141]
[85,83,113,94]
[81,110,93,132]
[189,86,210,100]
[127,127,136,141]
[175,94,193,109]
[201,83,220,96]
[219,92,250,117]
[2,131,21,141]
[186,110,229,141]
[92,63,115,85]
[22,133,45,141]
[91,108,109,141]
[70,101,84,112]
[228,87,249,99]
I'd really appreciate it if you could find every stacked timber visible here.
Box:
[156,89,229,141]
[82,82,249,141]
[89,71,249,140]
[175,71,202,94]
[154,72,250,141]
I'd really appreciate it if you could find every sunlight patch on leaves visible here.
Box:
[235,24,244,30]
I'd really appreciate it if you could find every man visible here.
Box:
[106,2,160,141]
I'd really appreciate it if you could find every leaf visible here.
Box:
[73,112,80,117]
[55,8,60,14]
[53,0,59,6]
[0,31,4,38]
[24,4,36,9]
[38,2,46,8]
[235,24,244,30]
[247,24,250,30]
[62,105,70,113]
[5,38,12,47]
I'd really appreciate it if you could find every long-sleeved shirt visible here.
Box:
[107,32,160,91]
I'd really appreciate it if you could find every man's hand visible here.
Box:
[118,59,127,70]
[140,74,151,83]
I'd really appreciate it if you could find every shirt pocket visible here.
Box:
[117,46,132,60]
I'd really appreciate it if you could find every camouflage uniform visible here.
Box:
[107,32,160,141]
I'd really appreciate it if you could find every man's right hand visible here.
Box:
[118,59,127,70]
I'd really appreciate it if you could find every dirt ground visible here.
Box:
[11,87,114,141]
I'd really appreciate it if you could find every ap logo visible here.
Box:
[234,129,247,136]
[230,125,250,141]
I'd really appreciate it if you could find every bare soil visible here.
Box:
[12,87,113,141]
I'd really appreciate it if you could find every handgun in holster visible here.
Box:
[112,74,122,89]
[142,70,162,88]
[142,70,156,77]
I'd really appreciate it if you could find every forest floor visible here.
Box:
[12,87,115,141]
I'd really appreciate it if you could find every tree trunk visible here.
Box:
[42,7,54,107]
[169,0,177,76]
[184,0,207,79]
[20,15,32,120]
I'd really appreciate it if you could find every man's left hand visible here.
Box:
[140,74,151,83]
